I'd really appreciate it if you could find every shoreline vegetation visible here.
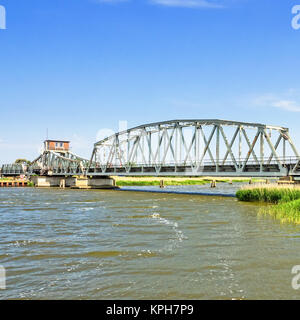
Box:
[0,176,265,188]
[0,176,266,187]
[113,176,264,187]
[236,184,300,224]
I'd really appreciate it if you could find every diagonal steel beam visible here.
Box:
[219,126,238,170]
[263,129,282,167]
[199,126,216,165]
[183,128,197,164]
[267,134,282,165]
[241,129,260,171]
[162,127,176,164]
[241,128,259,164]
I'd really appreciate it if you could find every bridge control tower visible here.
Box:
[44,140,70,154]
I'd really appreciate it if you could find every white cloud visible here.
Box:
[93,0,226,8]
[253,91,300,112]
[272,100,300,112]
[150,0,224,8]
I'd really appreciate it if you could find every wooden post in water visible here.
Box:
[60,179,66,189]
[211,180,216,188]
[159,180,165,189]
[249,178,252,185]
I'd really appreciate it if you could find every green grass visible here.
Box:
[236,186,300,204]
[116,180,210,187]
[27,181,35,187]
[0,178,13,182]
[116,177,263,187]
[236,185,300,224]
[259,199,300,224]
[0,178,35,187]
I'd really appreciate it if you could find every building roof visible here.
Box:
[44,140,70,143]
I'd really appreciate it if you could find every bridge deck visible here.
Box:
[1,119,300,178]
[1,163,295,177]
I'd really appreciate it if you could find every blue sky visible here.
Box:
[0,0,299,163]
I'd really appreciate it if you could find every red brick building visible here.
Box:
[44,140,70,153]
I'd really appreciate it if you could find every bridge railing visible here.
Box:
[2,156,299,176]
[1,164,25,175]
[88,156,300,169]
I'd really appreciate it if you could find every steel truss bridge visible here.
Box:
[2,120,300,178]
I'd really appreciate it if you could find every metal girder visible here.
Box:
[88,119,300,177]
[2,119,300,178]
[22,151,89,176]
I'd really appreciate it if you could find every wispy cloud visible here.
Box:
[253,90,300,112]
[93,0,226,8]
[150,0,224,8]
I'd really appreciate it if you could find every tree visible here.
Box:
[15,159,31,165]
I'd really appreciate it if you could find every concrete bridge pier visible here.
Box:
[31,176,74,188]
[72,176,116,189]
[31,176,116,189]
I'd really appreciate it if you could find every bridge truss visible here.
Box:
[88,119,300,177]
[28,151,90,176]
[1,151,90,177]
[1,120,300,177]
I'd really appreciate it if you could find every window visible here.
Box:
[55,142,63,148]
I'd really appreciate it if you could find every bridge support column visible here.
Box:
[31,176,116,189]
[60,179,66,189]
[278,176,296,185]
[72,176,116,189]
[31,176,76,187]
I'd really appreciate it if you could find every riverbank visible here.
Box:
[113,176,264,187]
[0,177,15,181]
[236,184,300,224]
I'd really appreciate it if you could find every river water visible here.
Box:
[1,184,300,300]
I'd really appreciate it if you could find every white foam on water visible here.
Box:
[150,213,187,252]
[79,208,94,212]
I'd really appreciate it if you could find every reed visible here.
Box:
[236,184,300,224]
[259,199,300,224]
[236,184,300,204]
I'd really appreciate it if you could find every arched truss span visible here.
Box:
[27,151,90,176]
[88,119,300,177]
[2,119,300,177]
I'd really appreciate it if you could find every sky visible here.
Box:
[0,0,300,164]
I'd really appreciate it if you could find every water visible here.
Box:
[1,185,300,300]
[119,182,239,196]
